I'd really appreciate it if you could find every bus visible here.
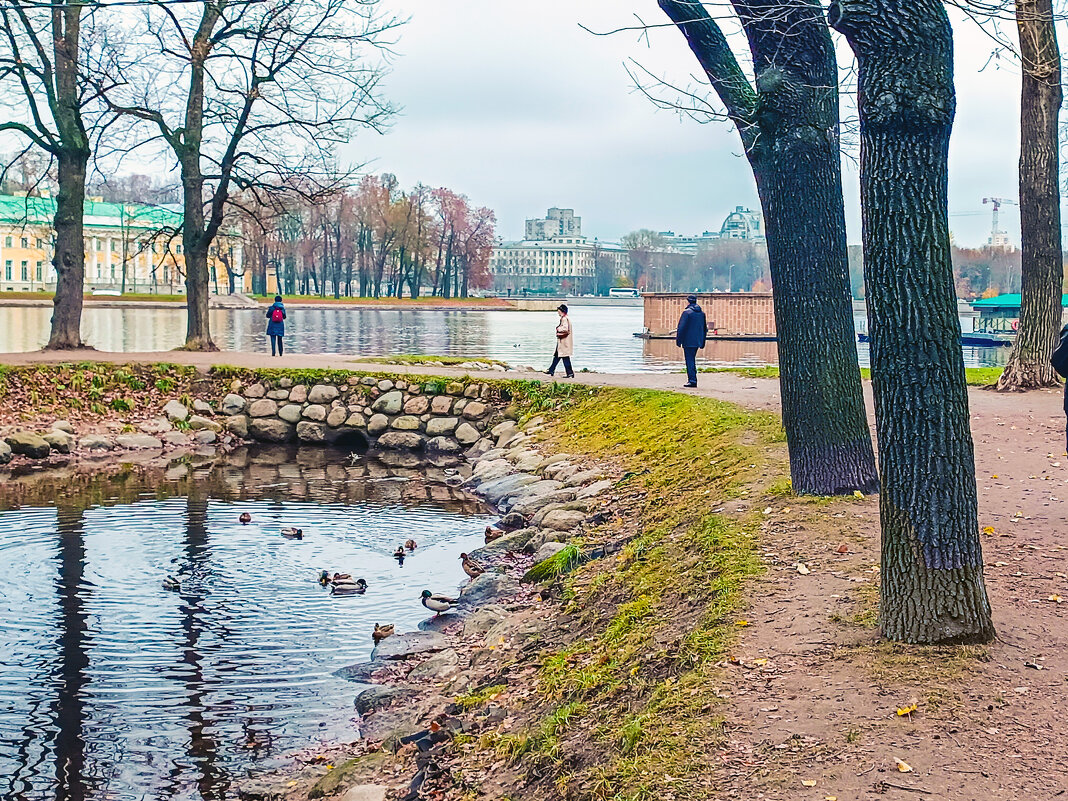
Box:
[608,287,640,298]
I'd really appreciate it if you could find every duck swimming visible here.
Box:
[372,623,394,643]
[405,539,417,551]
[162,575,181,591]
[332,578,367,595]
[421,590,458,616]
[281,527,303,540]
[239,512,252,524]
[460,553,485,579]
[393,546,406,560]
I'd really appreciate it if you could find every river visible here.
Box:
[0,304,1008,370]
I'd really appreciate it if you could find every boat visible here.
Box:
[856,332,1013,347]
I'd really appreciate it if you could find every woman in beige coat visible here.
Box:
[547,304,575,378]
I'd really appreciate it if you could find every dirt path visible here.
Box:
[4,348,1066,797]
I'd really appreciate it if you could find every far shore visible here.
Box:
[0,293,519,312]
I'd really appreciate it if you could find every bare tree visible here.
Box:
[0,0,93,348]
[659,0,878,496]
[997,0,1063,389]
[830,0,995,644]
[99,0,396,349]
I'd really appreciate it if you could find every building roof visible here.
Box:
[972,293,1068,310]
[0,193,181,230]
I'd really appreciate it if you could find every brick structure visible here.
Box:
[643,292,776,336]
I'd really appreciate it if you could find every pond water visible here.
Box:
[0,448,493,800]
[0,305,1008,370]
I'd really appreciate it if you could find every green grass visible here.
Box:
[523,543,582,583]
[696,364,1004,386]
[481,388,784,799]
[456,684,506,710]
[360,354,508,368]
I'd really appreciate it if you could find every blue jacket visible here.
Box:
[266,302,286,336]
[676,302,708,348]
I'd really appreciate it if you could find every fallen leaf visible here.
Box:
[836,543,850,554]
[896,759,913,773]
[763,507,772,514]
[982,525,996,534]
[896,703,918,717]
[735,620,751,627]
[992,474,999,479]
[1048,594,1063,603]
[801,779,817,787]
[825,797,838,801]
[853,490,864,499]
[796,562,811,575]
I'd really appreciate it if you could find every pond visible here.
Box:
[0,448,493,800]
[0,304,1008,370]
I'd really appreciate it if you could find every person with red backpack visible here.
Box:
[266,295,287,356]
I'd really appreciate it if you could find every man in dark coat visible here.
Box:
[676,294,708,388]
[1052,323,1068,452]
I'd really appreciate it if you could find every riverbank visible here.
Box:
[1,359,1066,798]
[0,293,517,311]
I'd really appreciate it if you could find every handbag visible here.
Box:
[556,326,568,339]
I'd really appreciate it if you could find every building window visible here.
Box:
[21,237,28,248]
[21,261,28,280]
[36,261,43,281]
[111,240,117,252]
[176,244,183,254]
[4,236,11,248]
[95,238,102,251]
[110,264,116,279]
[4,261,10,280]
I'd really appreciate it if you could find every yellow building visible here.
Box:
[0,192,242,294]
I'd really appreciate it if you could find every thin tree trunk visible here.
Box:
[831,0,994,644]
[998,0,1063,390]
[47,152,88,348]
[661,0,878,495]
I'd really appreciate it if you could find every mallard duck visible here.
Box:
[485,526,504,543]
[318,570,331,586]
[459,553,485,579]
[281,527,303,540]
[163,575,181,591]
[239,512,252,524]
[421,590,458,616]
[405,539,417,551]
[372,623,394,643]
[332,578,367,595]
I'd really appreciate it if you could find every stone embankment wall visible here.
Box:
[214,376,504,455]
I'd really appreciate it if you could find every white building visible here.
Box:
[489,234,629,294]
[720,206,764,241]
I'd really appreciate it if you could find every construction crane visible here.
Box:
[982,197,1017,248]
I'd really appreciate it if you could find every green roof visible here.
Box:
[0,193,181,230]
[972,293,1068,309]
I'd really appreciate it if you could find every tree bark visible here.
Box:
[44,2,91,350]
[47,151,88,348]
[181,165,216,350]
[661,0,878,495]
[830,0,994,644]
[997,0,1063,391]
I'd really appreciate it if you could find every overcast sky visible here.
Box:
[346,1,1029,247]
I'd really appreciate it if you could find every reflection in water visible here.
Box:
[0,304,1008,370]
[0,450,493,800]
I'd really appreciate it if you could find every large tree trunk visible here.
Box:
[831,0,994,644]
[661,0,878,496]
[997,0,1063,391]
[180,166,215,350]
[47,151,88,349]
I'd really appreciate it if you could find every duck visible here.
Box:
[421,590,458,616]
[393,546,406,559]
[485,526,504,543]
[163,575,181,591]
[405,539,417,551]
[318,570,332,586]
[460,553,485,579]
[281,527,303,540]
[239,512,252,524]
[332,578,367,595]
[372,623,394,643]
